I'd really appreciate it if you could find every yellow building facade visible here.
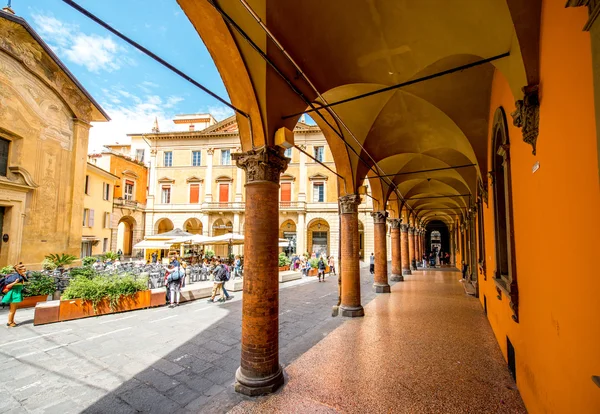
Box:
[0,10,107,268]
[81,163,118,257]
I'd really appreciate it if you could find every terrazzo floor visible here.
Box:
[229,269,527,413]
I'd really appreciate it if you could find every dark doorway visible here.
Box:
[425,220,450,255]
[507,336,516,382]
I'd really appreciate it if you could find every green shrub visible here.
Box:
[45,253,77,268]
[204,249,215,259]
[23,272,55,297]
[82,256,98,267]
[102,251,119,261]
[41,259,57,271]
[69,267,97,279]
[308,258,319,269]
[62,274,148,312]
[278,252,291,267]
[0,265,14,275]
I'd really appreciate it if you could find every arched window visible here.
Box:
[491,107,519,322]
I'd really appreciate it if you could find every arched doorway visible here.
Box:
[212,218,233,258]
[279,219,297,255]
[425,220,450,260]
[156,218,174,234]
[117,216,136,256]
[184,218,203,235]
[307,218,329,258]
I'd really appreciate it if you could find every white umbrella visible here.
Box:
[208,233,245,245]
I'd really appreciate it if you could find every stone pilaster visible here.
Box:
[400,224,411,276]
[389,219,403,281]
[232,146,288,396]
[371,211,390,293]
[339,194,364,317]
[204,148,214,202]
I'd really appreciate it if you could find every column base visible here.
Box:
[390,274,404,281]
[373,283,391,293]
[402,269,412,276]
[340,305,364,317]
[235,365,285,397]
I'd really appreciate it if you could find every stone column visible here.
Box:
[450,226,456,266]
[339,194,364,317]
[400,224,411,276]
[204,148,214,202]
[371,211,390,293]
[417,230,423,264]
[233,147,289,396]
[297,212,306,255]
[389,219,403,281]
[408,227,416,271]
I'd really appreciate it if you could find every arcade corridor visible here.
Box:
[231,269,526,413]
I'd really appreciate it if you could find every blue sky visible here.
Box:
[12,0,236,152]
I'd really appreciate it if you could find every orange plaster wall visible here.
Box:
[479,1,600,412]
[108,156,148,204]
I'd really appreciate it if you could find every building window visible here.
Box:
[135,149,145,163]
[103,182,111,201]
[84,175,90,195]
[219,183,229,203]
[491,107,518,321]
[314,146,324,162]
[313,182,324,202]
[192,151,202,166]
[280,182,291,203]
[284,148,292,158]
[103,212,111,229]
[0,138,9,177]
[124,180,134,201]
[221,149,231,165]
[103,238,109,253]
[161,186,171,204]
[83,209,94,227]
[164,151,173,167]
[189,183,200,203]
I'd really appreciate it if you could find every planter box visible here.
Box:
[19,295,49,309]
[278,266,290,271]
[308,266,330,277]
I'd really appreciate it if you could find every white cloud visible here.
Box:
[31,13,132,73]
[201,105,235,121]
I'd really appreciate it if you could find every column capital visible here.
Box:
[339,194,361,214]
[207,148,215,155]
[408,226,416,235]
[370,210,388,224]
[400,223,409,233]
[233,146,289,184]
[388,218,402,229]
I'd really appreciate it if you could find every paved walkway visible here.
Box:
[230,269,526,413]
[0,272,377,413]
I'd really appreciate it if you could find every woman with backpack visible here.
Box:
[166,264,183,308]
[2,264,28,327]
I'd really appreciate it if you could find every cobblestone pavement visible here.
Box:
[0,267,382,413]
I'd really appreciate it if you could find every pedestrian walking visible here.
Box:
[166,264,183,308]
[460,261,468,282]
[422,253,427,268]
[207,259,227,303]
[221,260,233,300]
[328,256,336,275]
[369,252,375,274]
[151,252,158,264]
[317,257,327,282]
[1,263,28,327]
[233,255,242,279]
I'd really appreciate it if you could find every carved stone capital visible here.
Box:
[232,146,289,184]
[511,85,539,155]
[207,148,215,155]
[370,211,388,224]
[339,194,361,214]
[388,218,402,229]
[400,223,409,233]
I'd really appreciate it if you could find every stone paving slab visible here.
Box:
[0,270,381,413]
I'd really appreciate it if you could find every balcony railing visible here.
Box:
[114,198,141,209]
[202,202,245,211]
[279,201,306,211]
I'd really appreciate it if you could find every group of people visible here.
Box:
[293,255,336,282]
[164,255,242,307]
[421,250,451,268]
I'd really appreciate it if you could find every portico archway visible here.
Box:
[184,218,203,235]
[156,218,174,234]
[307,218,330,258]
[117,216,136,256]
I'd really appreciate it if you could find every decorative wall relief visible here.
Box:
[511,85,540,155]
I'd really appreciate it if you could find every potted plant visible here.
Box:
[278,253,291,271]
[82,256,98,267]
[20,272,56,308]
[45,253,77,271]
[308,258,319,276]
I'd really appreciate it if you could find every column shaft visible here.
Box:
[372,211,390,293]
[233,147,288,396]
[401,224,411,275]
[390,219,403,281]
[340,194,364,317]
[408,227,416,270]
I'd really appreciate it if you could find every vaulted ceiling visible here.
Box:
[178,0,540,226]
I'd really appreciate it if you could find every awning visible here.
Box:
[133,240,173,249]
[82,235,99,241]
